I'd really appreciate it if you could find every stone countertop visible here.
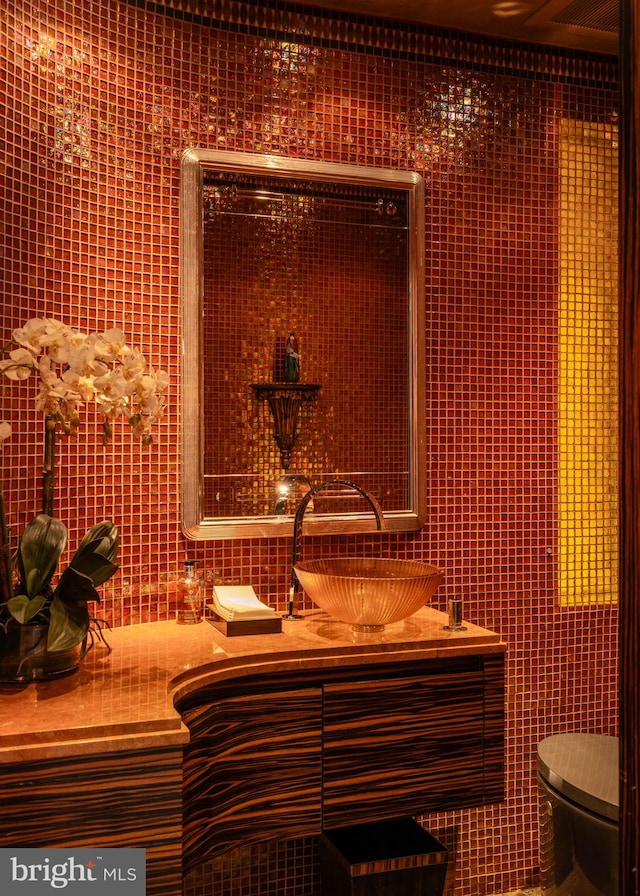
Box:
[0,607,505,760]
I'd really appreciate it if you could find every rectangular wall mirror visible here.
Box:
[181,148,426,539]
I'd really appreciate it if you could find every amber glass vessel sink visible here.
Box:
[293,557,444,632]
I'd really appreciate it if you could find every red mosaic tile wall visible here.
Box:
[0,2,619,895]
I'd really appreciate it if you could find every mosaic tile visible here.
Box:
[0,2,619,895]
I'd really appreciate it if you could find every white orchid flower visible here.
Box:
[36,373,79,407]
[12,318,48,353]
[32,356,83,424]
[94,365,132,399]
[0,347,38,380]
[64,338,99,374]
[0,421,11,443]
[120,348,147,376]
[139,390,165,416]
[61,367,99,401]
[45,324,88,365]
[2,316,168,444]
[93,328,128,362]
[96,399,128,421]
[137,371,162,398]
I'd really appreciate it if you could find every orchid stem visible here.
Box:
[0,488,13,601]
[42,415,56,518]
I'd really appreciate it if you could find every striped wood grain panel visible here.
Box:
[322,668,488,828]
[481,652,506,804]
[181,687,323,870]
[0,746,184,896]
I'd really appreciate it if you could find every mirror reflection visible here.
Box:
[181,149,426,539]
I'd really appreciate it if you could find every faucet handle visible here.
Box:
[444,598,467,632]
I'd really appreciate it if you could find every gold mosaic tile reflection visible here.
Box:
[558,119,618,606]
[201,171,411,518]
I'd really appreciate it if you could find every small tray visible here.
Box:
[205,614,282,637]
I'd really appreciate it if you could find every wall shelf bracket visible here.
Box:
[252,383,322,471]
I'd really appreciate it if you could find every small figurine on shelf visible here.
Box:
[284,332,300,382]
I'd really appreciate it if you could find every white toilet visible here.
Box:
[537,733,618,896]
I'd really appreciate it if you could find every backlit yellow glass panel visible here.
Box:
[558,119,618,606]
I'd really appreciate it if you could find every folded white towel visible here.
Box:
[211,585,278,621]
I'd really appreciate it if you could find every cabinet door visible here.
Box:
[182,688,322,868]
[0,746,184,896]
[323,670,486,828]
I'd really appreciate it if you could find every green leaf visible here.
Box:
[47,593,91,652]
[70,521,119,586]
[70,553,119,588]
[54,567,101,607]
[74,521,119,562]
[6,593,47,624]
[17,515,67,597]
[48,569,99,651]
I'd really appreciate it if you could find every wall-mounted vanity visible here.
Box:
[0,610,505,896]
[181,149,427,539]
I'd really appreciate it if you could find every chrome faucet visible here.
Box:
[284,479,384,619]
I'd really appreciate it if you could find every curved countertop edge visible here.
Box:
[0,607,506,761]
[169,636,506,703]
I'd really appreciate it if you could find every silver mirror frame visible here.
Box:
[181,148,426,540]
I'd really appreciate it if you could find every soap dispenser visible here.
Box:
[176,560,203,624]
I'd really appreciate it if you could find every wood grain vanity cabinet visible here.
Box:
[178,652,505,867]
[180,687,323,870]
[0,617,505,896]
[0,739,186,896]
[323,655,503,828]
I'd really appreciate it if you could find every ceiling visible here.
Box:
[303,0,619,55]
